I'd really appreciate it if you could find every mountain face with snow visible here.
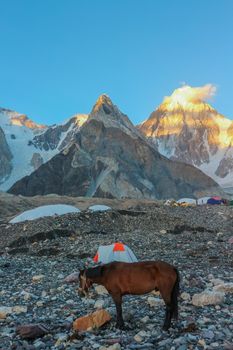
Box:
[0,107,87,191]
[0,125,12,182]
[8,95,222,199]
[139,85,233,189]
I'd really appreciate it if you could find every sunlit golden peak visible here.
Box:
[162,84,216,111]
[73,114,88,126]
[93,94,113,111]
[10,115,46,129]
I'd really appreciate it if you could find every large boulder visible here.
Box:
[192,290,225,306]
[73,309,111,331]
[16,324,49,339]
[213,283,233,294]
[0,306,12,319]
[64,272,80,284]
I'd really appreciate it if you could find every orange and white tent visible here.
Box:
[93,243,138,264]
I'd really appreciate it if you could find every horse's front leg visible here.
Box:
[112,293,124,329]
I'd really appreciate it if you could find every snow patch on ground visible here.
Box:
[88,205,111,212]
[10,204,81,223]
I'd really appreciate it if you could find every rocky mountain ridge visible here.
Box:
[8,95,222,199]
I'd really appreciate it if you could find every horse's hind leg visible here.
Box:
[158,283,173,330]
[163,304,172,331]
[111,293,124,329]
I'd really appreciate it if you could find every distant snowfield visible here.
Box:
[88,205,111,212]
[0,109,88,191]
[0,111,55,191]
[10,204,81,223]
[156,134,233,189]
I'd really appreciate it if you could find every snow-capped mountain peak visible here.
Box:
[139,84,233,188]
[160,84,216,112]
[9,96,222,200]
[90,94,142,140]
[0,107,46,129]
[73,113,88,127]
[92,94,115,113]
[0,107,88,191]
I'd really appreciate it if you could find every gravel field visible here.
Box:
[0,203,233,350]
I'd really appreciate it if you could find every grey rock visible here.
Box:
[202,330,215,339]
[177,345,188,350]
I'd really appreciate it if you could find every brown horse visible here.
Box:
[79,261,179,330]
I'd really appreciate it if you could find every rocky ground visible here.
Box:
[0,201,233,350]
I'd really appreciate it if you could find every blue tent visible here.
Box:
[207,197,223,205]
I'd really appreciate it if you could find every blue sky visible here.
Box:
[0,0,233,125]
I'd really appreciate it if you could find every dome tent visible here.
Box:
[176,198,196,206]
[207,196,224,205]
[88,205,111,212]
[177,198,196,204]
[93,243,138,264]
[197,197,211,205]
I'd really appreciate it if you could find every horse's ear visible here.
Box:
[79,269,85,276]
[86,265,103,279]
[98,265,104,277]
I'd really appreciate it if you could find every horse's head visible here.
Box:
[78,269,93,297]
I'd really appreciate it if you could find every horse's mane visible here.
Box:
[86,265,104,279]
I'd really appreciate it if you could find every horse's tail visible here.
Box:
[171,268,179,320]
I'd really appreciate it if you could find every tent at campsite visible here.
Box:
[207,196,224,205]
[88,205,111,212]
[93,243,138,264]
[176,198,196,206]
[197,197,211,205]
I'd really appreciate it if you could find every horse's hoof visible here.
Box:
[117,324,132,331]
[124,325,133,330]
[162,325,170,331]
[116,323,125,330]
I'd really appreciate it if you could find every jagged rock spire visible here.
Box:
[91,94,117,115]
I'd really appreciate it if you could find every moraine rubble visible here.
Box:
[0,203,232,349]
